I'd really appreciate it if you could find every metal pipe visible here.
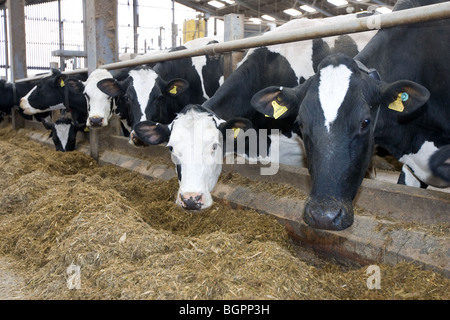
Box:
[15,2,450,81]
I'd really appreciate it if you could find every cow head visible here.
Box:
[133,104,251,210]
[42,117,85,152]
[251,53,429,230]
[97,67,190,145]
[66,69,116,128]
[20,69,67,115]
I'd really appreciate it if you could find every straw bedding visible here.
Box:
[0,127,448,300]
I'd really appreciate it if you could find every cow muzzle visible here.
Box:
[303,198,354,230]
[178,192,204,211]
[88,116,105,127]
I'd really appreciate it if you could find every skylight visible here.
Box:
[327,0,348,6]
[300,5,316,13]
[261,14,276,21]
[283,8,302,17]
[208,1,225,9]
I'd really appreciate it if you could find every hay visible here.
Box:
[0,127,448,300]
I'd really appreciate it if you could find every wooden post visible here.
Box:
[84,0,118,160]
[223,14,245,80]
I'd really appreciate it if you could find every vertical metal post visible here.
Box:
[223,14,245,79]
[171,0,177,48]
[133,0,138,54]
[2,8,9,81]
[58,0,64,71]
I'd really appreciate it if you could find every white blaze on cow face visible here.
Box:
[129,69,158,123]
[84,69,115,127]
[168,109,225,210]
[318,64,352,131]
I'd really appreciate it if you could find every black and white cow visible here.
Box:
[133,17,376,210]
[63,68,127,129]
[251,0,449,230]
[97,37,224,144]
[42,117,85,152]
[134,104,251,210]
[0,79,50,123]
[19,69,88,126]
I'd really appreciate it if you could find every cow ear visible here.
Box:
[133,120,171,145]
[55,74,68,89]
[65,77,85,94]
[97,78,123,97]
[219,117,253,139]
[166,79,190,97]
[251,86,299,120]
[380,80,430,116]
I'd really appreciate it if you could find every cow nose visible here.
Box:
[89,117,104,127]
[303,198,354,230]
[179,193,204,211]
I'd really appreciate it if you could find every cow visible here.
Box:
[19,69,88,127]
[97,37,224,145]
[0,79,51,123]
[250,0,450,230]
[42,117,85,152]
[132,16,376,211]
[64,68,131,130]
[134,104,251,210]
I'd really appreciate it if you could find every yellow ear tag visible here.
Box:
[388,94,405,112]
[169,85,177,95]
[232,128,241,139]
[60,79,65,87]
[272,100,288,119]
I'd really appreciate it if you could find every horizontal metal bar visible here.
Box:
[52,50,87,58]
[14,2,450,81]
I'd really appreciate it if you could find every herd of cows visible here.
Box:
[0,0,448,231]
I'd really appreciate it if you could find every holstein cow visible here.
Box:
[0,79,51,123]
[97,37,224,145]
[251,0,449,230]
[133,16,376,211]
[64,68,132,131]
[42,117,85,152]
[19,69,88,126]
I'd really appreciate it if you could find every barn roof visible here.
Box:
[0,1,397,22]
[174,0,397,24]
[0,0,398,35]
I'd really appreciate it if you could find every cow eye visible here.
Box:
[168,146,173,152]
[361,119,370,129]
[211,143,218,153]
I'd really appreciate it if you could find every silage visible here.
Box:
[0,127,448,300]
